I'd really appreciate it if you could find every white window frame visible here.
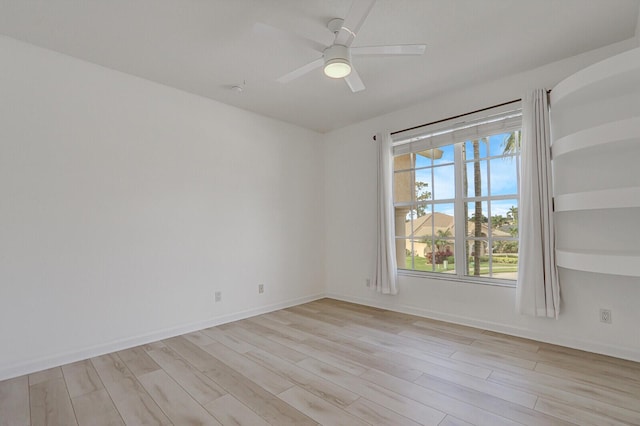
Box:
[392,103,522,286]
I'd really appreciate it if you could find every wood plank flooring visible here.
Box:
[1,298,639,425]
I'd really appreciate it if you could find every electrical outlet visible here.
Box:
[600,309,612,324]
[215,291,222,303]
[258,284,264,294]
[365,278,371,287]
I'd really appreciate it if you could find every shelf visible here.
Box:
[554,187,640,212]
[552,116,640,158]
[552,48,640,280]
[551,48,640,110]
[556,249,640,277]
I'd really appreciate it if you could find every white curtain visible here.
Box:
[516,89,560,318]
[371,133,398,295]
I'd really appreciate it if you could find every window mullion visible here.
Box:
[453,144,466,277]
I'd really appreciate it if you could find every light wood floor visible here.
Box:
[2,299,640,425]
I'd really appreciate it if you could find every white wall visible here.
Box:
[636,8,640,46]
[323,37,640,362]
[0,36,325,380]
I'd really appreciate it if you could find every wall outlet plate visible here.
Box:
[600,309,612,324]
[215,291,222,302]
[258,284,264,294]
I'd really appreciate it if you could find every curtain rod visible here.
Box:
[372,98,522,141]
[373,90,553,141]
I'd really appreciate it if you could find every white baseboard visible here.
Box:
[0,293,325,381]
[326,293,640,363]
[4,290,638,381]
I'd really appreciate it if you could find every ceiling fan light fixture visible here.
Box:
[323,44,351,78]
[324,59,351,78]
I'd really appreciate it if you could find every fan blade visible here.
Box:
[253,22,326,53]
[351,44,426,56]
[334,0,376,47]
[277,57,324,83]
[344,68,365,92]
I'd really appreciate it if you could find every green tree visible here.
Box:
[415,181,431,217]
[470,213,488,223]
[507,206,518,237]
[495,240,518,253]
[491,214,508,229]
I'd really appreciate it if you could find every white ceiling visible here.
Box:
[1,0,638,133]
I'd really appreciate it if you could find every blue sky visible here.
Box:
[414,133,519,218]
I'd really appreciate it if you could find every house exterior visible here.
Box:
[405,212,513,259]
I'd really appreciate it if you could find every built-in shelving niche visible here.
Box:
[551,47,640,278]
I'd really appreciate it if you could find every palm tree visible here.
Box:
[462,138,486,276]
[435,228,453,252]
[472,140,483,276]
[502,130,521,155]
[502,131,520,237]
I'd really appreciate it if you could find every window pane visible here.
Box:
[466,201,488,238]
[491,199,518,237]
[488,134,503,156]
[433,164,455,200]
[414,169,432,204]
[398,238,435,272]
[465,139,488,159]
[415,149,434,166]
[397,238,414,270]
[434,203,455,228]
[430,204,455,273]
[491,241,519,280]
[465,160,488,197]
[429,239,455,274]
[466,238,489,277]
[414,256,432,272]
[434,203,455,248]
[490,157,518,196]
[394,170,414,203]
[412,205,434,258]
[493,131,521,155]
[394,207,413,237]
[394,153,414,171]
[413,238,433,272]
[434,144,455,165]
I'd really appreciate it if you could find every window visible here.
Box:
[392,105,521,284]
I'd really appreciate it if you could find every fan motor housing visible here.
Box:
[324,44,351,65]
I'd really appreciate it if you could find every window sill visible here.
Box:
[397,269,516,288]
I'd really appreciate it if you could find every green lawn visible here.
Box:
[405,256,518,274]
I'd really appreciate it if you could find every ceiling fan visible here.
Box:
[255,0,426,93]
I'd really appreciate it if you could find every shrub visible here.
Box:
[426,248,454,264]
[494,241,519,253]
[493,256,519,264]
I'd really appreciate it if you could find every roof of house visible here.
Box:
[405,212,512,239]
